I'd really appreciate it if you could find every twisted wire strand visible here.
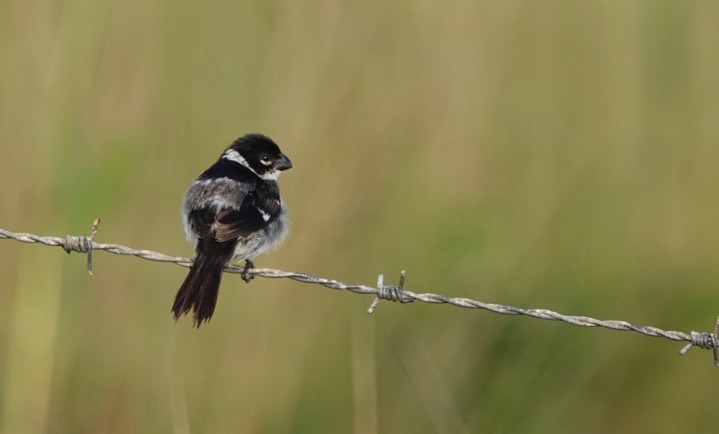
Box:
[1,225,717,366]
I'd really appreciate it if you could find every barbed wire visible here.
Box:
[1,221,717,367]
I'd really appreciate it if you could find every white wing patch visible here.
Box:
[258,207,271,222]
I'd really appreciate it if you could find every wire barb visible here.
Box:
[87,218,100,275]
[59,218,100,275]
[679,317,719,367]
[1,223,718,368]
[367,270,413,314]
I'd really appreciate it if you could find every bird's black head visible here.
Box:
[222,133,293,181]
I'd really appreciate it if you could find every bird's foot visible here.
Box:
[241,259,255,283]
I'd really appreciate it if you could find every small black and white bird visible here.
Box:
[172,133,292,327]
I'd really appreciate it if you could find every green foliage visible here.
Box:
[0,0,718,432]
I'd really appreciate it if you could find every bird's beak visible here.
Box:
[276,154,293,171]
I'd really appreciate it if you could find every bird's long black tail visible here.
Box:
[172,247,232,327]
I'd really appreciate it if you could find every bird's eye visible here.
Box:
[260,155,272,166]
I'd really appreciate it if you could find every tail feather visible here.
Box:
[172,252,226,327]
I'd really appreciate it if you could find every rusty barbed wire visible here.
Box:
[1,223,717,367]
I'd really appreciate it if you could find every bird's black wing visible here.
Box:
[212,182,283,242]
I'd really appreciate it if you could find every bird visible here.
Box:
[172,133,292,327]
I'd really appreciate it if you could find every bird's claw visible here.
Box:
[241,259,255,283]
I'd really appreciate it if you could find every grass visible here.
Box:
[1,0,718,432]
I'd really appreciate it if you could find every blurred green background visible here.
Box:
[1,0,718,433]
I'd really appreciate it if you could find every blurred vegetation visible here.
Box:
[1,0,718,433]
